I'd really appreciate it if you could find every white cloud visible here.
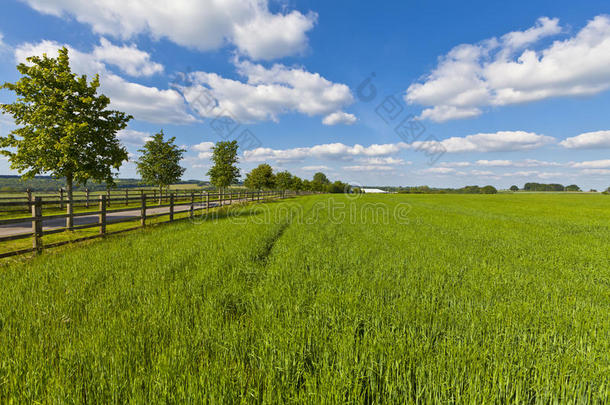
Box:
[559,130,610,149]
[570,159,610,169]
[475,158,561,167]
[343,165,395,172]
[180,59,354,124]
[192,141,215,160]
[418,167,459,175]
[469,170,495,176]
[20,0,317,60]
[14,40,196,124]
[359,157,406,165]
[410,131,554,153]
[406,16,610,122]
[322,111,357,126]
[93,38,163,77]
[232,9,317,60]
[580,168,610,175]
[243,142,408,162]
[117,129,152,146]
[439,161,472,168]
[301,165,329,171]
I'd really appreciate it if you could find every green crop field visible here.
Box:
[0,194,608,403]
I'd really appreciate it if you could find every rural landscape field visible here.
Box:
[1,193,608,402]
[3,0,610,403]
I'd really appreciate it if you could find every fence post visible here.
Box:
[169,193,174,222]
[66,194,73,230]
[99,195,106,235]
[229,190,232,205]
[32,197,43,254]
[85,188,90,208]
[26,188,32,211]
[125,189,129,205]
[59,187,64,209]
[140,193,146,227]
[206,192,210,212]
[190,192,194,219]
[106,189,111,207]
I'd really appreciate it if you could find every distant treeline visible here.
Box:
[390,185,498,194]
[0,175,207,192]
[522,183,581,192]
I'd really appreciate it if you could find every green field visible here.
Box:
[0,194,608,402]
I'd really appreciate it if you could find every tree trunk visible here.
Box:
[66,174,74,229]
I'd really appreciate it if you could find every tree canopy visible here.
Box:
[244,163,275,190]
[0,47,131,199]
[136,130,186,195]
[207,140,240,190]
[274,170,293,191]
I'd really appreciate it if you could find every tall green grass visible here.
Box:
[0,194,608,402]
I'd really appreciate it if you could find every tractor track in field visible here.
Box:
[253,220,291,264]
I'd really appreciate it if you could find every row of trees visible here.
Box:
[516,183,581,192]
[396,185,498,194]
[243,164,349,192]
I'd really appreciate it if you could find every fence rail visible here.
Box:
[0,187,262,211]
[0,189,302,259]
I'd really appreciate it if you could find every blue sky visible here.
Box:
[1,0,610,189]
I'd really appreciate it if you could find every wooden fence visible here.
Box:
[0,189,299,259]
[0,187,226,212]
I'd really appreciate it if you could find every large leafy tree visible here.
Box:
[312,172,330,192]
[207,140,240,191]
[0,47,131,206]
[274,170,293,191]
[244,163,275,190]
[136,130,186,203]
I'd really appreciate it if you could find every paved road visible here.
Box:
[0,198,254,237]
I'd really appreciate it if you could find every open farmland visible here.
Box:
[0,194,609,402]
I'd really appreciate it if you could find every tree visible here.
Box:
[136,130,186,203]
[312,172,330,192]
[207,141,240,192]
[0,47,131,226]
[327,180,350,193]
[480,185,497,194]
[565,184,581,192]
[510,185,519,192]
[291,176,304,191]
[244,163,275,190]
[275,170,293,191]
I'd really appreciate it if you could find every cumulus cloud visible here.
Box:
[322,111,357,126]
[569,159,610,169]
[406,16,610,122]
[343,165,395,172]
[192,141,215,160]
[418,167,460,175]
[559,130,610,149]
[15,40,196,124]
[179,59,354,124]
[410,131,554,153]
[117,129,152,146]
[301,165,329,171]
[93,38,163,77]
[20,0,317,60]
[243,142,409,162]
